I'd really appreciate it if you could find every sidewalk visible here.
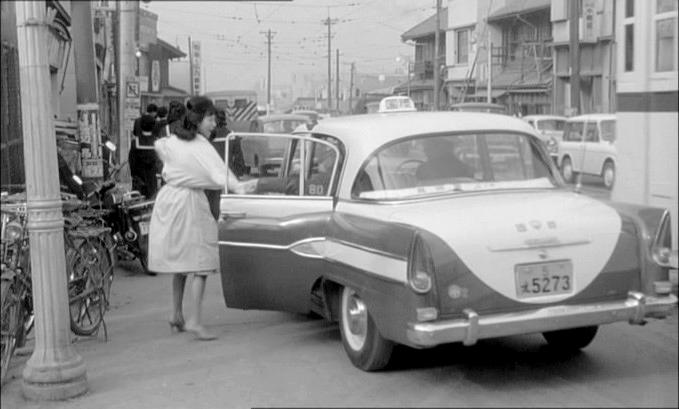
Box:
[0,262,298,409]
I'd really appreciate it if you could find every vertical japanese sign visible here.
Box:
[190,39,202,96]
[582,0,597,42]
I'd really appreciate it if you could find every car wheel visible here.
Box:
[561,157,575,183]
[542,326,598,351]
[339,286,394,371]
[602,161,615,190]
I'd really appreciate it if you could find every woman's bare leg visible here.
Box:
[171,274,187,324]
[185,274,217,340]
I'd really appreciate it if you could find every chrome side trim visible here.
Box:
[407,292,677,347]
[219,236,408,283]
[487,238,591,252]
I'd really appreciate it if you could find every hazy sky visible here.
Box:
[145,0,437,91]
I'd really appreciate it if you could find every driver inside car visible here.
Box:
[415,137,474,182]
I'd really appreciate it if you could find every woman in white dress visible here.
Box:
[148,96,255,340]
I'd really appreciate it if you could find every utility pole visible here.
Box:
[336,49,340,113]
[322,14,338,111]
[261,29,276,114]
[569,0,580,116]
[15,1,88,399]
[117,1,138,187]
[349,62,355,114]
[487,26,492,103]
[433,0,442,111]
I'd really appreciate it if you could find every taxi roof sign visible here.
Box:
[378,96,417,113]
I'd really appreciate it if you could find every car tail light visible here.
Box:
[651,211,677,269]
[408,234,433,294]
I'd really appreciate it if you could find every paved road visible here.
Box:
[2,257,676,409]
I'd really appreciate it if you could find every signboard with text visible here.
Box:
[190,39,201,95]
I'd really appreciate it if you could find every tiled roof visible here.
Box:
[401,8,448,41]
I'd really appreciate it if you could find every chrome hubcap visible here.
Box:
[604,167,614,187]
[563,162,572,181]
[342,288,367,351]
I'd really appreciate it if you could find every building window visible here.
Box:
[655,0,678,72]
[456,29,469,64]
[624,25,634,71]
[623,1,635,72]
[625,0,634,17]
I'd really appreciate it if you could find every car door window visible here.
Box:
[601,120,616,143]
[585,122,599,142]
[563,121,584,142]
[229,133,340,197]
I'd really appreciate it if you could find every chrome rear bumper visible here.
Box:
[407,292,677,347]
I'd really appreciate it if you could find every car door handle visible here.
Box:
[220,212,247,221]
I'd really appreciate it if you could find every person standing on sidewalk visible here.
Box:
[148,96,257,341]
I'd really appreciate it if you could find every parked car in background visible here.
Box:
[522,115,567,163]
[291,109,320,125]
[216,111,676,371]
[449,102,508,114]
[557,114,617,189]
[246,114,311,175]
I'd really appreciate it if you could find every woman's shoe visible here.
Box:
[185,325,217,341]
[169,319,185,333]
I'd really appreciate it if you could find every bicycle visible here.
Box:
[62,198,115,338]
[1,193,115,384]
[1,197,32,384]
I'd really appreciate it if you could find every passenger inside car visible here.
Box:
[416,137,474,183]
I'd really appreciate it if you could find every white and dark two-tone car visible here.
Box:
[216,111,677,371]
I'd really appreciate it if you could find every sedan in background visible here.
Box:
[246,114,310,175]
[522,114,567,163]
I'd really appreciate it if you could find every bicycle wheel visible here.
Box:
[1,280,24,383]
[83,236,114,306]
[66,247,104,336]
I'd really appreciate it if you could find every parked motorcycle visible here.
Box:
[84,143,155,275]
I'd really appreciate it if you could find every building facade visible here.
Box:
[443,0,553,115]
[551,0,617,115]
[611,0,678,249]
[395,8,447,111]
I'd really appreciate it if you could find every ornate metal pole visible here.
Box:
[15,1,88,400]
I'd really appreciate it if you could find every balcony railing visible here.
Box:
[491,41,552,69]
[412,55,446,79]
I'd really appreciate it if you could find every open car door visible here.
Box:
[217,132,342,313]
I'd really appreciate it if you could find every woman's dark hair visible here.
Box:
[175,96,216,141]
[167,100,186,124]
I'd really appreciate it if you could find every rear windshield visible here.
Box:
[352,132,557,200]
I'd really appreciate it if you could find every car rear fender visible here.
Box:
[606,202,676,295]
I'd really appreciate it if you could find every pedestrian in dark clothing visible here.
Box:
[133,103,158,140]
[129,114,159,198]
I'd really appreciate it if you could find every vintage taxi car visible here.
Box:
[217,111,677,371]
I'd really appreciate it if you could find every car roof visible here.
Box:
[566,113,616,121]
[257,114,309,122]
[306,111,539,199]
[522,115,567,121]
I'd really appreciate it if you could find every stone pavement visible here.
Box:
[0,261,306,409]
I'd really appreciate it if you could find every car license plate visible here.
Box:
[515,260,573,298]
[139,221,149,235]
